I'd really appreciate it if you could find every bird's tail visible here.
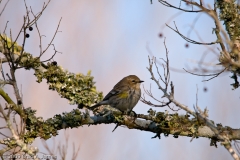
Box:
[112,123,120,132]
[90,103,101,110]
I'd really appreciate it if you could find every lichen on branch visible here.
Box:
[0,34,103,106]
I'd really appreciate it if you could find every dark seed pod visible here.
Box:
[52,61,57,66]
[173,135,178,138]
[17,99,22,105]
[158,33,163,38]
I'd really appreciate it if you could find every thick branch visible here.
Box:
[0,88,25,119]
[22,107,240,143]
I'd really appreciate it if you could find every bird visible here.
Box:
[91,75,144,114]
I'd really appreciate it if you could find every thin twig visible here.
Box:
[159,0,202,12]
[0,0,9,17]
[166,22,217,45]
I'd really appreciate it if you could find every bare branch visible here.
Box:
[166,22,217,45]
[146,40,196,116]
[0,0,9,17]
[40,18,62,56]
[159,0,202,12]
[224,143,240,160]
[183,67,227,81]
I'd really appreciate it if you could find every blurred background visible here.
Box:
[1,0,240,159]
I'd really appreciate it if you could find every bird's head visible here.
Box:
[126,75,144,88]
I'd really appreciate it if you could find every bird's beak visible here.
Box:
[139,80,144,83]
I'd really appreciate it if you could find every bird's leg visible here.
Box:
[128,110,138,128]
[129,110,137,117]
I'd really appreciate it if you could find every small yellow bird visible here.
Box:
[91,75,144,114]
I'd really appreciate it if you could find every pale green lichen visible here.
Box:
[216,0,240,40]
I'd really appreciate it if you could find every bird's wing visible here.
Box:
[103,79,129,100]
[102,89,120,101]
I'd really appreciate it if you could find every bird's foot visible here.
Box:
[128,110,137,117]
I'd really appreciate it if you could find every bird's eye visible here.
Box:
[132,80,135,83]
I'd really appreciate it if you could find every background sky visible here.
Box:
[1,0,240,159]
